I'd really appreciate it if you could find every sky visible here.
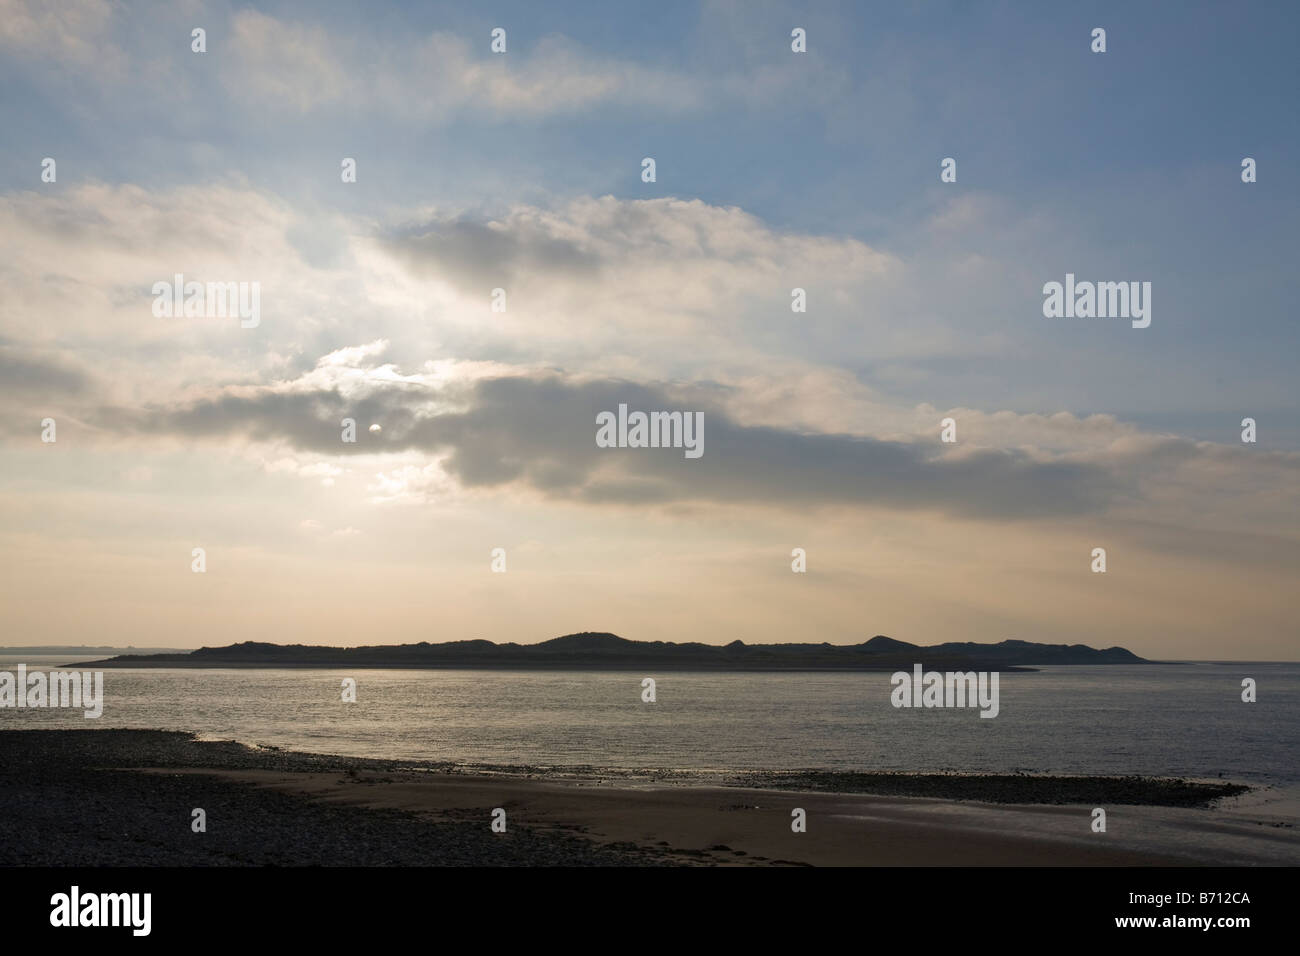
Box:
[0,0,1296,659]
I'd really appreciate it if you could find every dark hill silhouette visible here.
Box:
[856,635,914,653]
[80,632,1147,671]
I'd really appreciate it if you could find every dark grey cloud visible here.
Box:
[381,218,599,290]
[107,372,1126,519]
[0,347,94,397]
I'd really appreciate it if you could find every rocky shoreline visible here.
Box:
[726,770,1250,807]
[0,729,665,866]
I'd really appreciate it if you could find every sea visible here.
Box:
[2,657,1295,789]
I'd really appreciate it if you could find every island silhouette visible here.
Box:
[80,632,1148,670]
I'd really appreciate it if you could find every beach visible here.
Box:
[3,729,1294,867]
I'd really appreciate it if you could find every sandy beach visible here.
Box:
[3,730,1294,867]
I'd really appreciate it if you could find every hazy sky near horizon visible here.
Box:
[1,1,1297,659]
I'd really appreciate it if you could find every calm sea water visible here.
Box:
[2,658,1295,787]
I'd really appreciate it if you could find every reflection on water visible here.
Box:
[2,659,1295,788]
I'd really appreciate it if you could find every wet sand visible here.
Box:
[162,767,1201,865]
[3,730,1294,866]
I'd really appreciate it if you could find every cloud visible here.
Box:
[93,356,1127,519]
[0,346,93,398]
[263,457,343,487]
[377,195,902,366]
[226,9,349,111]
[0,183,1026,408]
[224,13,704,119]
[383,217,600,290]
[0,0,126,79]
[4,1,850,126]
[2,180,1295,538]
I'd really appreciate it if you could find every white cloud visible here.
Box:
[224,13,704,119]
[367,462,454,505]
[226,9,350,111]
[0,0,127,79]
[3,179,1295,543]
[264,457,344,487]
